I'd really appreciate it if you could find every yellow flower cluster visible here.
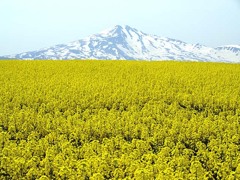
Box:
[0,60,240,179]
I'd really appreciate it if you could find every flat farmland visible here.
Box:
[0,60,240,179]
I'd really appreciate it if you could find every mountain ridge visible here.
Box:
[1,25,240,62]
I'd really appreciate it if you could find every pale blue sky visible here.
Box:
[0,0,239,55]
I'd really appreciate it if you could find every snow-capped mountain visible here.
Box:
[1,25,240,62]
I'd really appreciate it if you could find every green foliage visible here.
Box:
[0,60,240,179]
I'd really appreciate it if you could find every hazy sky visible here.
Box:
[0,0,239,55]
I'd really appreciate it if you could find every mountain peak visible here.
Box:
[100,25,138,36]
[113,25,124,29]
[113,25,133,30]
[1,26,239,62]
[111,25,125,34]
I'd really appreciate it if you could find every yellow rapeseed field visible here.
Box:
[0,60,240,179]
